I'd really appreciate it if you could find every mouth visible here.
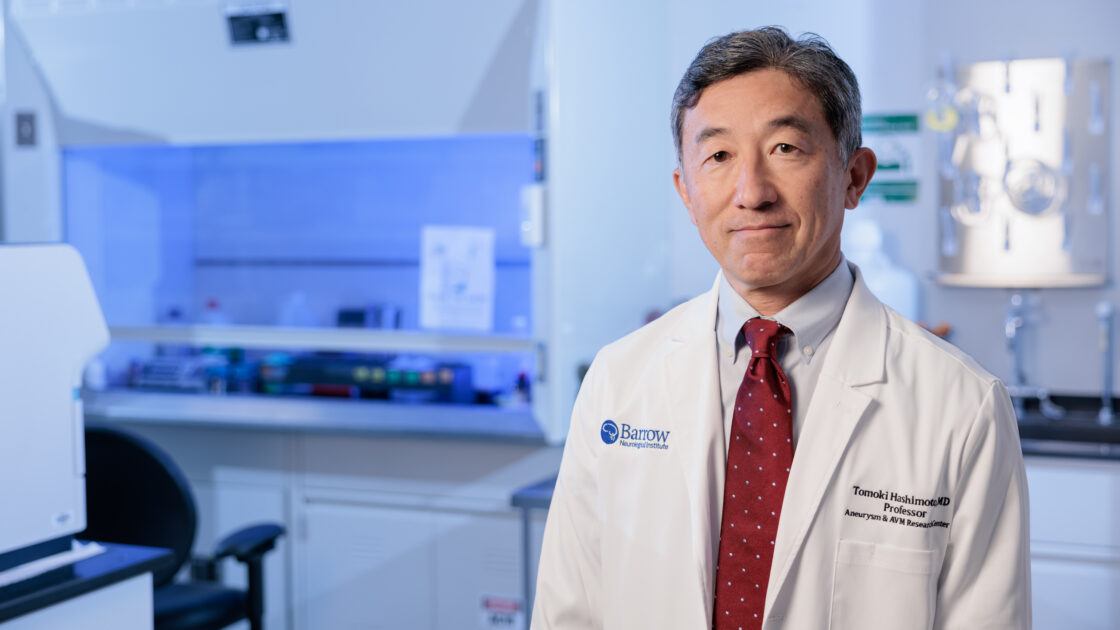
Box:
[730,223,792,234]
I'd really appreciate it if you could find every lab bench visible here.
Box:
[0,543,172,629]
[1013,401,1120,630]
[1017,394,1120,460]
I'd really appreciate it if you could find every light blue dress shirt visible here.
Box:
[715,256,855,450]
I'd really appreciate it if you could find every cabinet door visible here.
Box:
[1026,458,1120,548]
[1032,555,1120,629]
[1026,457,1120,629]
[300,501,436,630]
[434,511,524,629]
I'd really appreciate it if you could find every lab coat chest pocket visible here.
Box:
[829,539,938,630]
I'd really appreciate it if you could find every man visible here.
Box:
[532,27,1031,629]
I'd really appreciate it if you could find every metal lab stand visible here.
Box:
[510,475,557,619]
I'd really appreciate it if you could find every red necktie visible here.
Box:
[713,317,793,630]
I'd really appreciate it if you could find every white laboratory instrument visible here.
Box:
[0,244,108,564]
[935,57,1111,288]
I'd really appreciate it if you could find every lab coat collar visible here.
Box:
[662,262,888,625]
[821,260,888,388]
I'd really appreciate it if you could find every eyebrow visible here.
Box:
[693,126,729,145]
[692,116,814,147]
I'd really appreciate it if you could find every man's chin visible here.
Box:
[724,267,792,293]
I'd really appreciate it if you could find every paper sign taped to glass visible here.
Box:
[420,225,496,332]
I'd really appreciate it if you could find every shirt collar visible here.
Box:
[716,255,854,364]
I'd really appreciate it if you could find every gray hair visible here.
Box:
[671,27,862,163]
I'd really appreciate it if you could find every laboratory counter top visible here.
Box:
[1016,394,1120,460]
[0,543,173,625]
[1019,439,1120,461]
[1017,418,1120,446]
[83,390,549,445]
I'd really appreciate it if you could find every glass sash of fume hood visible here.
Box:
[64,134,537,410]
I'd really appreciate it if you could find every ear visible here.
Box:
[673,167,699,226]
[843,147,877,209]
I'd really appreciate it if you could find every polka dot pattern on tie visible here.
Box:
[713,317,793,630]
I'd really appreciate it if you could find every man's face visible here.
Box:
[673,68,874,301]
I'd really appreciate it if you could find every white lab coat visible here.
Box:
[532,264,1031,629]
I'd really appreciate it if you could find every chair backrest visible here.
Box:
[83,425,197,586]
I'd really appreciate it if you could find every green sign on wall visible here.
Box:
[863,114,921,134]
[862,181,919,203]
[861,113,921,204]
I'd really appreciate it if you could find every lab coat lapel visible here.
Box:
[662,273,724,622]
[765,263,888,616]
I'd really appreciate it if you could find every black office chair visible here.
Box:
[82,425,285,630]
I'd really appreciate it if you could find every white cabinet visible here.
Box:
[1025,456,1120,629]
[298,500,526,630]
[300,501,437,630]
[1027,457,1120,548]
[292,433,555,628]
[1031,551,1120,629]
[434,510,524,629]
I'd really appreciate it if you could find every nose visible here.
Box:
[733,155,778,210]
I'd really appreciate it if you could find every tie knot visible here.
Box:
[743,317,789,358]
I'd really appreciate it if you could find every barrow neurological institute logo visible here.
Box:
[600,419,669,450]
[600,420,619,444]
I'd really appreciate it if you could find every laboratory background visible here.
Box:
[0,0,1117,628]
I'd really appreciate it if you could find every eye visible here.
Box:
[775,143,799,155]
[710,150,731,163]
